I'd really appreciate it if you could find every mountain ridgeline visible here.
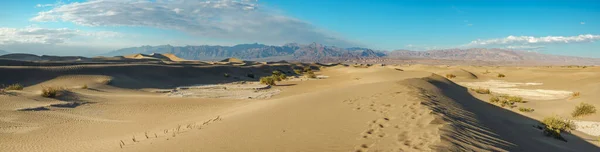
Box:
[104,43,600,65]
[104,43,385,61]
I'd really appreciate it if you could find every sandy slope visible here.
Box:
[0,63,599,152]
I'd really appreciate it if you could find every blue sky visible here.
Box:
[0,0,599,57]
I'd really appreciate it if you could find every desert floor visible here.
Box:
[1,63,599,152]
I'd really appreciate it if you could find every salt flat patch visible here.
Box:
[168,83,280,99]
[458,80,572,100]
[572,120,600,136]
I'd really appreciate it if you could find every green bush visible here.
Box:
[5,83,24,90]
[542,116,575,140]
[518,107,534,112]
[572,102,596,118]
[260,76,276,85]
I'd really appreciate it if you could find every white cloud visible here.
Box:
[466,34,600,46]
[581,22,586,25]
[0,27,121,45]
[31,0,359,47]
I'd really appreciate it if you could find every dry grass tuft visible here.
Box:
[518,107,534,112]
[445,74,456,79]
[572,102,596,118]
[81,84,88,89]
[306,71,317,78]
[571,92,580,98]
[5,83,24,90]
[471,88,491,94]
[497,73,506,78]
[41,86,62,98]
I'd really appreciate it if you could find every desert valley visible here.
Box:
[0,52,599,152]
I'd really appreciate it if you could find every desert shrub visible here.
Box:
[507,96,525,103]
[259,76,276,85]
[571,92,580,98]
[5,83,24,90]
[471,88,491,94]
[445,74,456,79]
[490,96,500,103]
[572,102,596,118]
[518,107,534,112]
[293,69,303,75]
[306,71,317,78]
[41,86,62,98]
[303,66,312,72]
[497,74,506,78]
[272,70,282,76]
[224,73,230,77]
[542,116,576,140]
[277,73,287,80]
[81,84,88,89]
[247,73,255,78]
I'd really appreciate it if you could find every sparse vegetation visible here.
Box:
[445,74,456,79]
[490,96,500,103]
[489,95,524,107]
[571,92,580,98]
[507,96,525,103]
[571,102,596,118]
[306,71,317,78]
[224,73,230,77]
[81,84,88,89]
[518,107,535,112]
[260,76,276,85]
[541,116,576,140]
[483,70,491,74]
[271,70,287,81]
[497,73,506,78]
[294,69,303,75]
[41,86,62,98]
[5,83,24,90]
[471,88,491,94]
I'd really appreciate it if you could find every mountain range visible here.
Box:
[103,43,600,65]
[0,50,9,55]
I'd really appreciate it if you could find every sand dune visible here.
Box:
[1,61,599,151]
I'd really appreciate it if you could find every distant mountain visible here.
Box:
[387,48,600,65]
[0,50,9,55]
[104,43,600,65]
[104,43,380,61]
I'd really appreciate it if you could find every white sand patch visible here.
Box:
[572,120,600,136]
[168,83,280,99]
[458,80,572,100]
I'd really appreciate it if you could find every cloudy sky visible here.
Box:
[0,0,599,57]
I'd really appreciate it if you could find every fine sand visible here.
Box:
[1,61,599,152]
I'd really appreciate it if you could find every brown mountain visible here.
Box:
[104,43,600,65]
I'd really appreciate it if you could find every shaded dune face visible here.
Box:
[0,64,319,89]
[401,74,598,152]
